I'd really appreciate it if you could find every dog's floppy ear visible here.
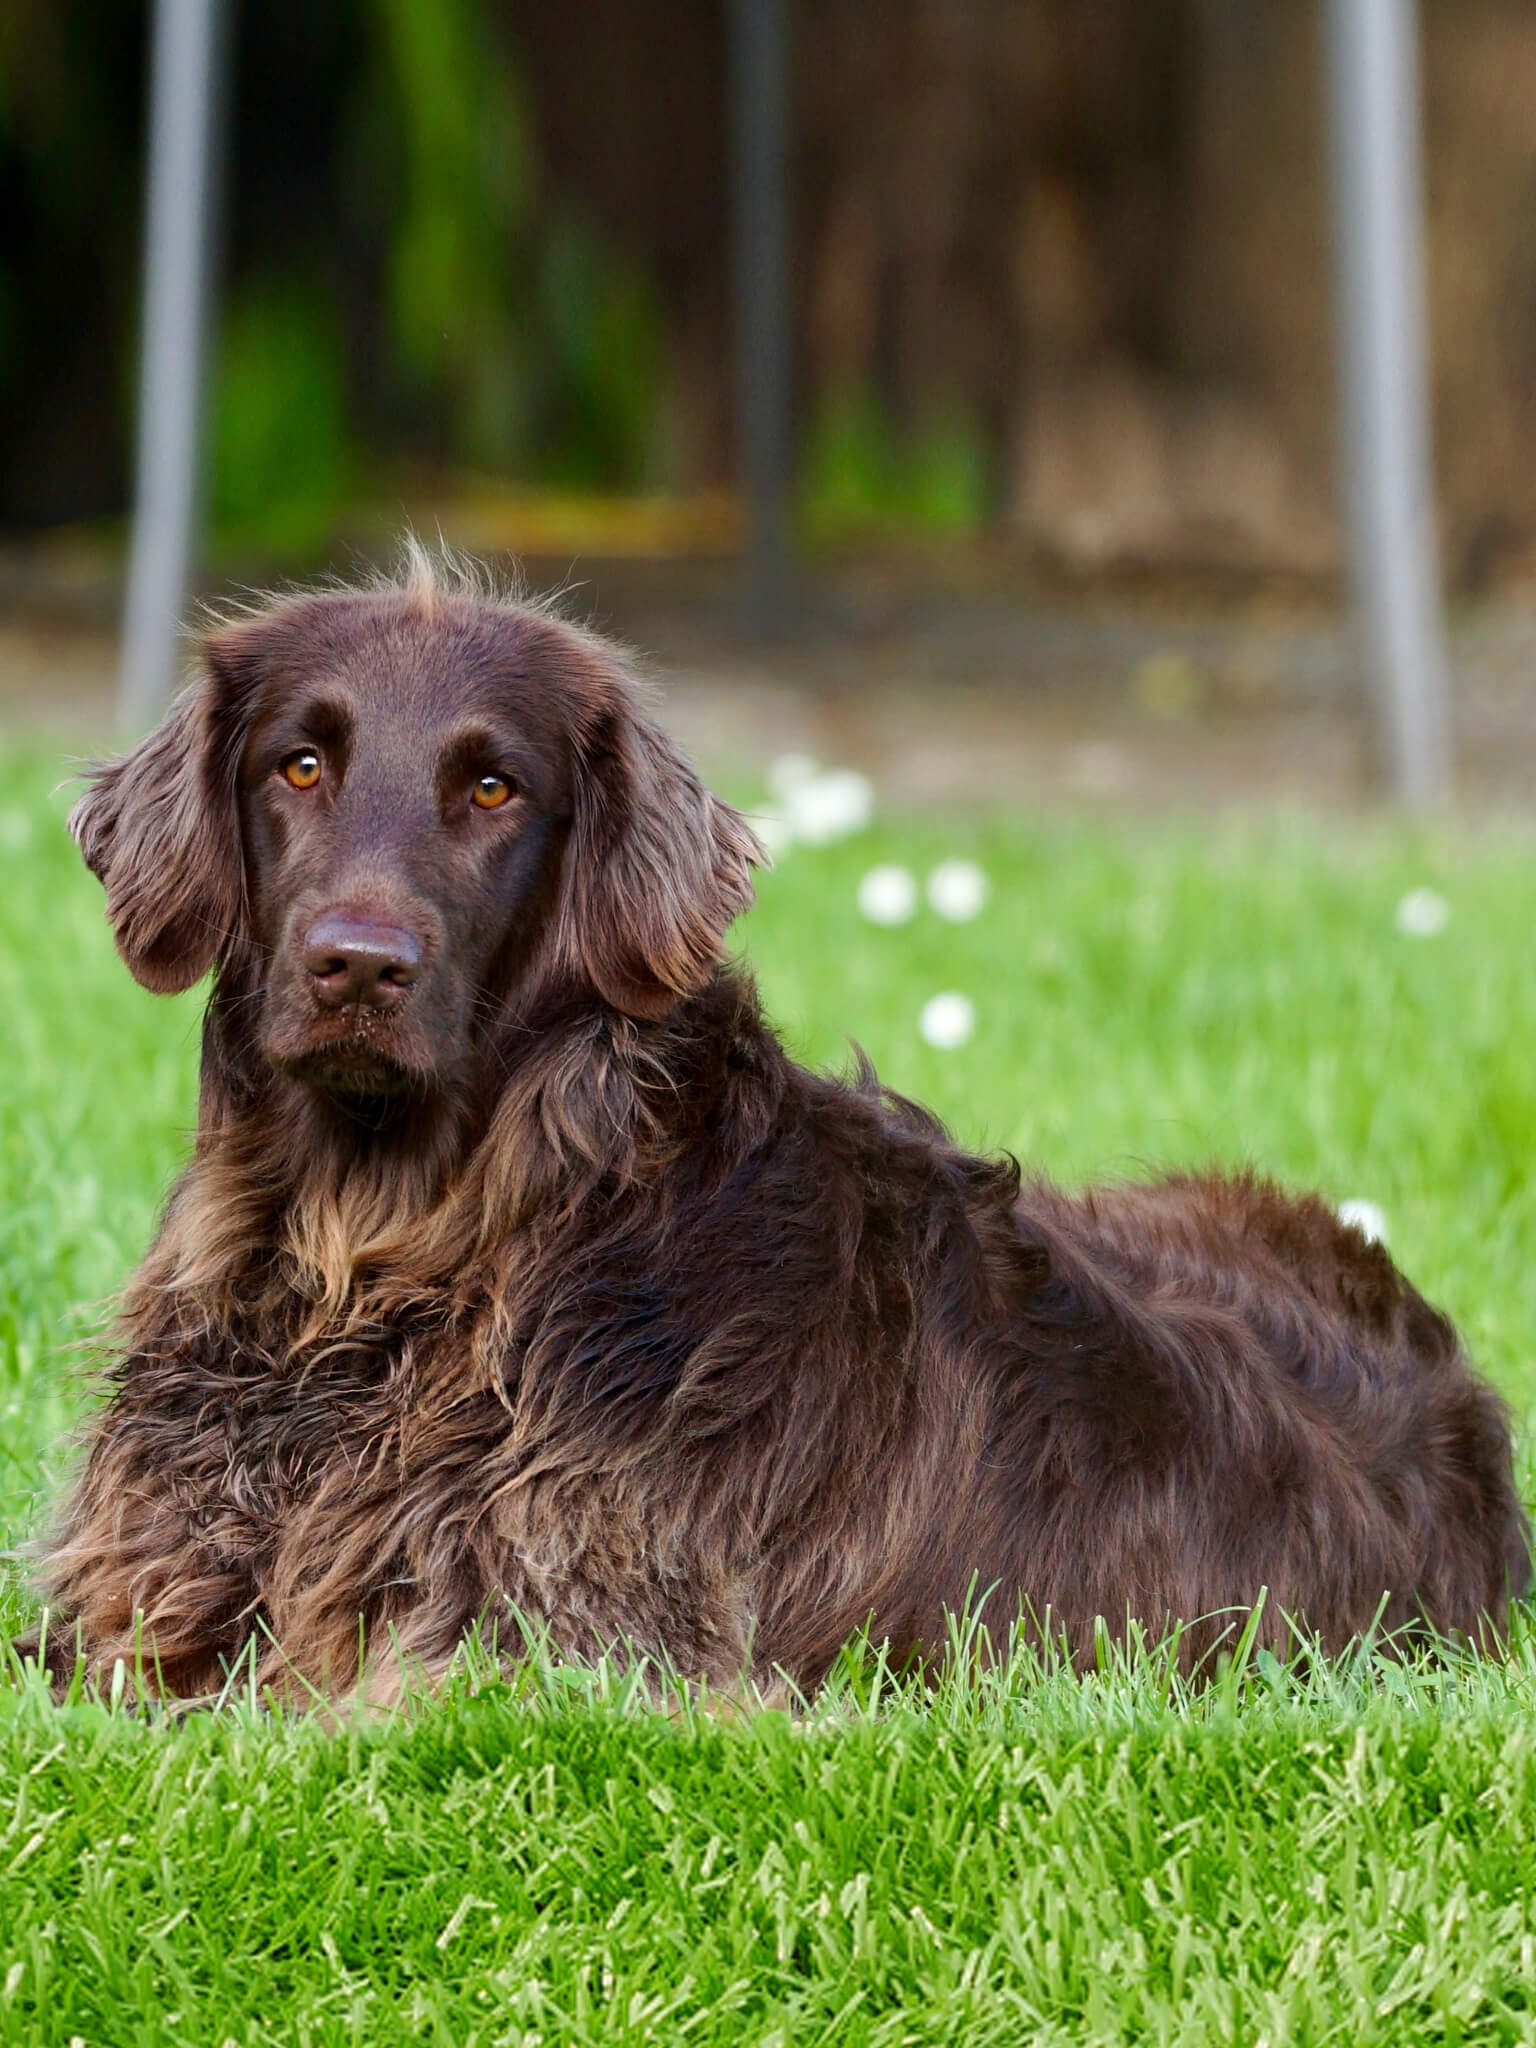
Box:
[69,670,244,995]
[558,682,764,1022]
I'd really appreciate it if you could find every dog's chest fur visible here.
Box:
[211,1340,413,1523]
[131,1312,485,1562]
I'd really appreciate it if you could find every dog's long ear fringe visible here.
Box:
[558,681,764,1023]
[69,675,243,995]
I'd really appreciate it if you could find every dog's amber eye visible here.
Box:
[281,750,323,791]
[472,774,513,810]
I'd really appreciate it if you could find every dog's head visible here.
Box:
[72,563,763,1105]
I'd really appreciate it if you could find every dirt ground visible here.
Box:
[4,546,1536,816]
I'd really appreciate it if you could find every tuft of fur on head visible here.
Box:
[207,528,590,625]
[388,532,519,621]
[199,532,673,717]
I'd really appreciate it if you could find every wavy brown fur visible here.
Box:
[32,551,1530,1702]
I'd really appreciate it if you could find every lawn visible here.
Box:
[3,734,1536,2044]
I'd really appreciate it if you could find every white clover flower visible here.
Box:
[926,858,988,922]
[766,753,822,801]
[1395,888,1449,938]
[783,768,874,845]
[1337,1199,1388,1246]
[857,864,918,925]
[918,992,975,1049]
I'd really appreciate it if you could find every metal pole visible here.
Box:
[1324,0,1450,806]
[728,0,792,637]
[117,0,226,734]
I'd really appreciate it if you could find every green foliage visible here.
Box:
[532,212,665,489]
[4,1,674,554]
[370,0,533,469]
[210,279,353,556]
[363,0,663,487]
[4,737,1536,2040]
[801,386,991,545]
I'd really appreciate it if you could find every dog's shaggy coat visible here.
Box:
[34,555,1529,1700]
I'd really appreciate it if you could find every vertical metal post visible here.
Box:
[728,0,792,637]
[1324,0,1450,806]
[117,0,226,733]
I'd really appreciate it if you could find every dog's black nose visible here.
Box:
[303,914,422,1009]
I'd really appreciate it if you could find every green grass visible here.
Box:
[4,736,1536,2042]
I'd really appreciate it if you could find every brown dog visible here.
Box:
[33,552,1528,1701]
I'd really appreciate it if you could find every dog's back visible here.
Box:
[962,1172,1530,1665]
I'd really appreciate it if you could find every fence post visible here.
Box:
[1324,0,1450,805]
[117,0,226,734]
[728,0,792,637]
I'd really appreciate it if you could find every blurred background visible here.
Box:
[4,0,1536,808]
